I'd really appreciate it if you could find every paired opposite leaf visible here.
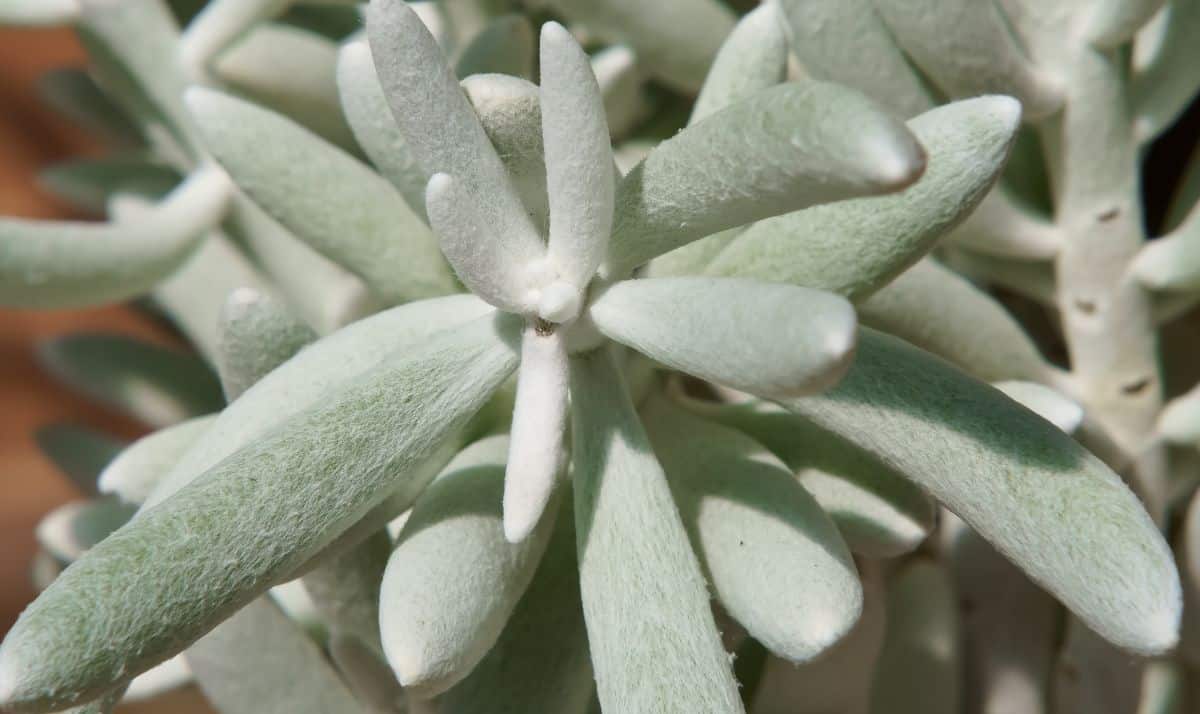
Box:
[781,328,1181,654]
[0,314,520,710]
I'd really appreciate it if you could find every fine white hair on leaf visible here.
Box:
[504,326,569,543]
[540,21,615,290]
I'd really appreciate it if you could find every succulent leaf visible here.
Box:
[97,416,216,505]
[215,288,318,400]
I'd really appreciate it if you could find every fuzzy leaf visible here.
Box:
[455,14,534,79]
[1179,490,1200,668]
[1086,0,1167,47]
[123,656,190,703]
[945,186,1061,260]
[215,288,318,401]
[606,82,926,276]
[186,87,453,305]
[37,68,143,150]
[35,499,136,563]
[875,0,1062,118]
[706,96,1021,301]
[592,45,647,139]
[690,3,788,123]
[34,424,124,496]
[38,158,178,215]
[1159,385,1200,444]
[186,598,366,714]
[0,0,79,26]
[693,399,936,558]
[0,314,520,710]
[781,328,1181,654]
[644,398,861,663]
[38,333,223,428]
[0,166,229,309]
[336,38,429,221]
[777,0,934,118]
[541,22,615,291]
[570,348,744,714]
[301,530,390,655]
[178,0,290,76]
[98,416,216,506]
[1131,208,1200,291]
[993,381,1085,434]
[590,277,856,398]
[380,436,558,695]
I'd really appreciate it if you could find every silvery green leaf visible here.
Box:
[1158,386,1200,444]
[38,158,178,215]
[186,598,367,714]
[144,294,494,508]
[34,424,124,496]
[0,314,520,711]
[187,88,454,305]
[224,196,377,335]
[777,0,934,118]
[868,559,961,714]
[750,562,885,714]
[706,96,1022,301]
[1178,490,1200,667]
[946,185,1062,260]
[380,436,558,695]
[123,655,191,702]
[875,0,1063,118]
[570,348,743,714]
[690,398,934,557]
[455,14,534,79]
[690,3,787,124]
[1086,0,1167,47]
[151,230,274,363]
[1137,660,1185,714]
[605,82,926,276]
[302,530,390,655]
[643,227,744,280]
[461,74,549,239]
[35,498,136,564]
[1131,211,1200,291]
[643,398,861,664]
[1132,0,1200,142]
[0,0,79,25]
[214,22,360,151]
[941,512,1058,714]
[178,0,290,77]
[591,45,647,140]
[541,22,615,292]
[216,288,318,400]
[37,333,223,428]
[366,0,543,262]
[993,381,1085,434]
[859,258,1056,383]
[590,277,856,398]
[0,166,229,309]
[781,328,1181,654]
[439,497,593,714]
[337,38,429,221]
[97,416,216,506]
[541,0,734,93]
[944,246,1058,305]
[37,69,143,149]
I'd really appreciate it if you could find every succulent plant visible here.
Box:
[0,0,1197,713]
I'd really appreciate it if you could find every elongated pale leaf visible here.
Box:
[214,22,359,151]
[37,68,143,150]
[381,435,557,695]
[542,0,733,92]
[692,398,935,557]
[0,315,520,711]
[1137,660,1184,714]
[0,0,79,26]
[145,295,493,510]
[868,559,961,714]
[778,0,934,118]
[455,14,533,79]
[0,166,229,308]
[216,288,318,400]
[302,530,390,655]
[35,499,136,563]
[186,597,366,714]
[590,277,856,398]
[948,247,1058,305]
[336,38,429,221]
[993,381,1085,434]
[38,333,223,428]
[541,22,615,292]
[592,45,647,140]
[570,348,743,714]
[504,329,569,543]
[1159,385,1200,444]
[98,416,216,506]
[178,0,289,76]
[644,398,860,663]
[707,96,1021,301]
[875,0,1062,118]
[781,328,1181,654]
[1133,0,1200,142]
[1086,0,1167,47]
[946,185,1061,260]
[187,88,453,305]
[123,656,191,702]
[366,0,542,262]
[39,158,178,215]
[859,258,1055,383]
[606,82,925,276]
[439,497,592,714]
[690,3,787,124]
[1132,215,1200,291]
[34,424,124,496]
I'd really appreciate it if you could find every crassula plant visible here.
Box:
[0,0,1197,713]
